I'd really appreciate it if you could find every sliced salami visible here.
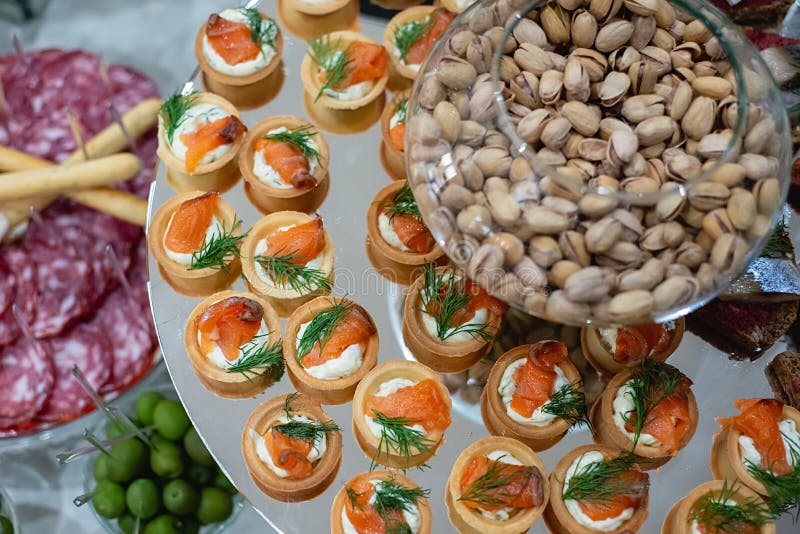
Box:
[0,339,54,428]
[0,254,15,316]
[37,322,112,422]
[0,247,37,345]
[30,249,94,338]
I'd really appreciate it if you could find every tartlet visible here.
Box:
[195,8,284,109]
[283,296,379,405]
[379,90,409,180]
[148,190,242,297]
[240,115,330,214]
[481,341,584,452]
[662,480,775,534]
[366,181,446,285]
[440,0,477,13]
[581,319,685,381]
[352,360,452,469]
[591,362,699,470]
[544,444,650,534]
[331,470,432,534]
[184,290,282,399]
[300,30,389,111]
[242,393,342,502]
[383,6,455,81]
[157,92,246,193]
[711,398,800,497]
[445,436,549,534]
[276,0,359,42]
[402,265,506,373]
[240,211,334,318]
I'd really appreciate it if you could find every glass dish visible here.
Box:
[0,486,19,534]
[406,0,792,326]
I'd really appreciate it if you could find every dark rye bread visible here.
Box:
[709,0,792,27]
[686,299,799,361]
[766,351,800,410]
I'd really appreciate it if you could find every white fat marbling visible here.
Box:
[167,103,234,165]
[378,212,410,252]
[295,320,363,380]
[249,414,327,478]
[340,479,421,534]
[252,126,319,189]
[564,451,634,532]
[163,214,222,265]
[252,224,325,289]
[612,381,661,447]
[739,418,800,473]
[364,378,425,438]
[422,307,488,344]
[199,320,269,369]
[498,358,570,426]
[202,8,277,76]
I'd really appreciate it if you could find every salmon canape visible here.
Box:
[544,444,650,534]
[445,436,549,534]
[241,211,334,317]
[195,7,283,108]
[293,0,353,16]
[591,361,698,470]
[402,264,507,373]
[366,181,445,285]
[148,190,243,296]
[581,319,685,382]
[283,296,378,405]
[157,91,246,193]
[240,115,330,214]
[301,30,389,110]
[440,0,477,13]
[384,7,455,80]
[331,470,432,534]
[242,393,342,502]
[481,341,588,452]
[352,360,451,469]
[379,91,409,180]
[184,290,282,398]
[711,398,800,498]
[662,480,775,534]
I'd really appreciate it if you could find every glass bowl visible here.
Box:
[406,0,791,326]
[81,381,245,534]
[0,486,19,534]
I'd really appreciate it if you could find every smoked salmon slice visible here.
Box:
[426,278,508,329]
[300,307,375,368]
[196,296,263,362]
[264,427,313,479]
[459,455,542,511]
[578,470,648,521]
[265,218,325,265]
[510,341,568,418]
[612,323,669,365]
[206,13,260,65]
[625,378,692,455]
[344,478,407,533]
[405,10,456,65]
[179,115,246,173]
[254,137,314,188]
[164,191,219,254]
[718,398,793,476]
[366,378,450,432]
[389,213,434,254]
[334,41,388,89]
[388,121,405,152]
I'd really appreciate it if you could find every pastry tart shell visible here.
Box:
[440,0,471,13]
[157,92,245,193]
[183,290,282,399]
[240,115,330,215]
[480,345,582,451]
[445,436,549,534]
[293,0,353,16]
[241,393,342,502]
[351,359,451,469]
[147,190,242,297]
[379,90,408,180]
[284,296,379,405]
[240,211,334,318]
[543,444,649,534]
[383,7,436,81]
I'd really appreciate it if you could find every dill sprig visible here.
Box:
[240,8,277,50]
[620,361,685,449]
[745,434,800,519]
[224,333,284,382]
[541,381,592,431]
[308,35,353,101]
[393,17,431,63]
[562,452,643,504]
[370,409,434,470]
[760,218,792,259]
[690,480,774,533]
[373,478,429,518]
[457,455,532,508]
[255,252,332,294]
[189,218,246,272]
[160,91,198,144]
[263,125,320,164]
[273,418,339,444]
[384,183,421,221]
[394,97,407,123]
[419,264,493,343]
[296,301,350,363]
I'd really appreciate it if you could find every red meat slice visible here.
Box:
[0,339,54,428]
[0,248,37,345]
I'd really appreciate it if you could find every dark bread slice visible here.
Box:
[709,0,793,27]
[766,351,800,410]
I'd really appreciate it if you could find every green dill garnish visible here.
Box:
[271,392,339,446]
[419,264,494,343]
[189,218,246,272]
[745,434,800,519]
[308,35,352,102]
[458,454,535,508]
[393,17,431,63]
[255,252,332,294]
[690,480,774,533]
[383,183,421,221]
[295,301,350,363]
[263,125,321,164]
[394,97,407,123]
[160,91,198,144]
[619,360,686,450]
[224,333,284,382]
[240,8,277,50]
[562,452,645,504]
[760,218,792,259]
[373,478,429,518]
[370,409,434,470]
[541,381,592,431]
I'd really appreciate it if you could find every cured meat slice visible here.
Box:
[37,322,112,422]
[0,254,15,316]
[29,248,94,338]
[0,339,54,428]
[0,248,37,345]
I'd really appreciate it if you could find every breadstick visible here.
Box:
[0,146,51,171]
[0,153,141,201]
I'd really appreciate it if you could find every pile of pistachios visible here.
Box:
[408,0,787,325]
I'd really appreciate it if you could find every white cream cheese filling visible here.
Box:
[295,320,363,380]
[249,414,327,478]
[422,307,488,344]
[197,320,269,369]
[321,51,375,101]
[378,212,410,252]
[340,479,421,534]
[202,8,277,76]
[252,126,319,189]
[163,214,222,265]
[498,359,570,426]
[392,45,421,72]
[252,224,325,289]
[612,381,661,447]
[564,451,634,532]
[364,378,425,438]
[167,103,234,165]
[739,418,800,473]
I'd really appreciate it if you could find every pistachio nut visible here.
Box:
[546,289,591,323]
[681,96,716,140]
[676,241,707,268]
[621,94,665,123]
[560,231,591,267]
[612,208,645,241]
[457,204,493,237]
[469,243,505,280]
[744,117,776,155]
[564,59,591,102]
[684,19,712,44]
[486,189,522,226]
[498,55,521,83]
[696,262,719,292]
[598,241,644,270]
[450,90,471,119]
[653,276,699,311]
[510,180,541,209]
[710,233,748,273]
[538,70,564,105]
[607,130,639,165]
[459,120,488,147]
[647,158,667,184]
[579,193,619,219]
[436,56,477,90]
[666,263,692,278]
[599,71,631,107]
[653,26,678,50]
[753,177,780,215]
[447,29,475,57]
[510,71,542,109]
[599,118,635,139]
[571,10,598,49]
[570,48,608,82]
[514,256,548,287]
[625,0,658,16]
[691,76,732,100]
[699,208,734,240]
[549,261,583,289]
[609,46,641,72]
[640,46,672,76]
[563,133,586,160]
[542,195,580,217]
[524,206,570,234]
[537,148,568,166]
[663,149,702,182]
[485,232,525,266]
[705,37,725,60]
[589,0,624,24]
[596,20,635,53]
[474,146,511,178]
[510,157,533,182]
[578,138,609,161]
[617,268,658,291]
[697,133,733,161]
[695,230,715,251]
[654,0,676,28]
[517,109,550,144]
[640,223,670,251]
[564,266,610,302]
[514,43,553,76]
[631,15,657,50]
[561,101,599,137]
[608,289,654,321]
[635,116,675,146]
[540,117,572,150]
[541,4,571,45]
[433,101,461,144]
[688,181,731,211]
[585,217,623,254]
[513,18,549,49]
[620,175,659,206]
[529,235,563,267]
[739,153,774,181]
[639,142,665,159]
[628,60,658,94]
[469,81,498,123]
[624,152,648,177]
